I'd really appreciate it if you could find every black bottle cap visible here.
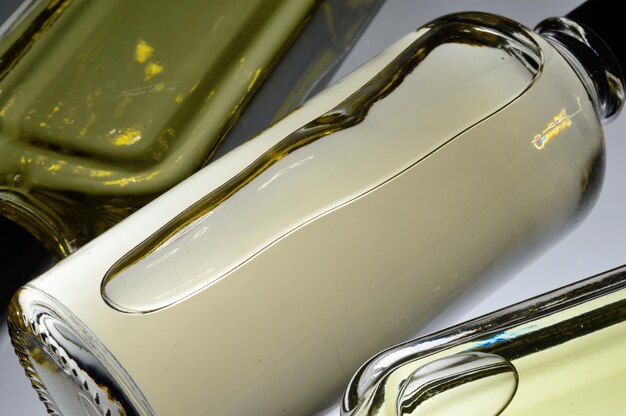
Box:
[566,0,625,74]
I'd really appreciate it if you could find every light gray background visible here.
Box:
[2,1,624,415]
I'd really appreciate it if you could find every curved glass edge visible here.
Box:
[536,17,625,122]
[213,0,386,159]
[101,11,543,314]
[7,286,154,416]
[396,351,518,416]
[341,264,626,415]
[0,190,75,259]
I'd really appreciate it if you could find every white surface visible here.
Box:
[4,1,624,415]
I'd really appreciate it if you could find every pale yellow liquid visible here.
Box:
[349,287,626,416]
[503,320,626,415]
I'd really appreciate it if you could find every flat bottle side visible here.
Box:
[101,13,545,314]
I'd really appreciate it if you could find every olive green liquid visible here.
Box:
[0,0,317,256]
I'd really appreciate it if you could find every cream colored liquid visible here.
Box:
[104,39,539,312]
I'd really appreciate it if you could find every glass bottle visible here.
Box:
[0,0,317,258]
[8,3,624,415]
[0,0,381,258]
[342,264,626,416]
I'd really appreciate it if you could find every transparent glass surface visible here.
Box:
[343,265,626,415]
[102,13,546,313]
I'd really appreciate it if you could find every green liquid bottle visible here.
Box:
[0,0,381,258]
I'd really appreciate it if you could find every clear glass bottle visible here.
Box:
[342,264,626,416]
[8,4,624,416]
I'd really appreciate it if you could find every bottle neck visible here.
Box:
[536,17,624,123]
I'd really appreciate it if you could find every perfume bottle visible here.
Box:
[8,3,624,415]
[342,263,626,416]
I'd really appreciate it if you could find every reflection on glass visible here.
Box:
[397,352,518,416]
[532,96,583,150]
[343,265,626,415]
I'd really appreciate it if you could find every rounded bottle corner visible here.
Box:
[7,286,155,416]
